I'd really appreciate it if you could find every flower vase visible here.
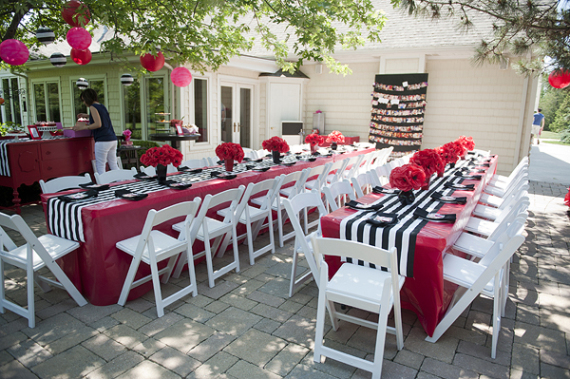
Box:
[421,175,431,191]
[449,162,456,169]
[331,142,338,150]
[437,171,444,178]
[310,144,318,154]
[272,150,281,164]
[156,164,167,184]
[225,159,234,172]
[398,190,415,206]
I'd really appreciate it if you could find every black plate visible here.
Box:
[414,208,456,223]
[345,200,383,211]
[79,183,110,191]
[253,158,263,163]
[167,182,192,190]
[181,168,203,174]
[252,167,270,172]
[58,189,98,202]
[307,157,317,162]
[431,193,467,204]
[120,193,148,201]
[134,172,156,180]
[444,182,475,191]
[372,186,401,195]
[216,173,237,180]
[365,212,399,226]
[210,171,222,177]
[282,162,296,167]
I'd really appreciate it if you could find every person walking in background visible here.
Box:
[532,108,545,146]
[73,88,119,174]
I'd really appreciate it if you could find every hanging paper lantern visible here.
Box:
[548,69,570,89]
[36,27,55,45]
[62,0,91,27]
[0,39,29,66]
[71,48,92,65]
[140,52,165,72]
[50,52,67,67]
[66,27,91,50]
[76,78,89,90]
[171,67,192,87]
[121,74,134,86]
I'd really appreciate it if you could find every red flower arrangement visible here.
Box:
[215,142,244,162]
[456,136,475,151]
[140,145,183,167]
[326,130,345,144]
[262,136,290,153]
[305,133,324,146]
[410,149,445,177]
[439,142,461,164]
[389,164,427,193]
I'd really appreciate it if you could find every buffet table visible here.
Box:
[0,137,94,213]
[41,147,374,305]
[320,155,498,336]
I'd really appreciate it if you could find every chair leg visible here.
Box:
[44,259,87,307]
[492,273,502,359]
[26,265,35,328]
[185,248,198,297]
[289,248,300,297]
[203,237,216,288]
[371,303,390,379]
[231,226,241,274]
[118,257,143,306]
[171,254,187,279]
[313,289,328,363]
[0,258,4,315]
[246,220,255,266]
[149,257,165,317]
[161,255,179,284]
[277,205,284,248]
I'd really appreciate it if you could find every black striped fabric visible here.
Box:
[0,139,32,177]
[340,161,471,278]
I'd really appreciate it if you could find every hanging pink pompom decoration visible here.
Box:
[62,0,91,27]
[140,52,165,72]
[66,27,92,50]
[71,48,92,65]
[548,69,570,89]
[0,39,29,66]
[171,67,192,87]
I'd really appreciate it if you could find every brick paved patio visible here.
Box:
[1,176,569,378]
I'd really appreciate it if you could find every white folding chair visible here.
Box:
[340,155,365,182]
[325,158,350,186]
[218,177,282,265]
[0,213,88,328]
[479,173,529,208]
[180,158,209,169]
[464,198,529,238]
[426,222,526,359]
[351,172,376,198]
[305,162,333,192]
[282,191,328,296]
[323,179,356,212]
[311,236,405,379]
[95,167,138,184]
[370,147,393,170]
[116,199,201,317]
[473,188,529,221]
[39,173,92,194]
[172,186,245,287]
[484,171,529,198]
[488,157,528,187]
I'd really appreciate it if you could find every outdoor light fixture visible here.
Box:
[120,74,134,86]
[36,27,55,45]
[50,52,67,67]
[76,78,89,90]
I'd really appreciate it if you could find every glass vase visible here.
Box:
[398,190,415,206]
[310,144,318,154]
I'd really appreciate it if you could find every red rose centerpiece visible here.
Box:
[140,144,183,183]
[262,136,290,163]
[215,142,244,172]
[410,149,445,189]
[326,130,345,150]
[389,163,427,205]
[305,133,324,154]
[439,142,462,168]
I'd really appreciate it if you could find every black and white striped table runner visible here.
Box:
[340,161,472,278]
[0,139,31,177]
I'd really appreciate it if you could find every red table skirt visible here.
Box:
[42,148,374,306]
[320,155,498,336]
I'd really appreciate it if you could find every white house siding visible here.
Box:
[301,59,535,175]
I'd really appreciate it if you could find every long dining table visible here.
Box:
[319,154,498,337]
[41,146,374,306]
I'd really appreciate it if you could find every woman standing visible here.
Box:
[73,88,119,174]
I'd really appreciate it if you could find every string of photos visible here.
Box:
[369,73,429,159]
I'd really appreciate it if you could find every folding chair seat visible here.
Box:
[341,155,365,182]
[479,174,528,208]
[180,158,209,169]
[0,213,87,328]
[351,172,376,198]
[464,199,529,238]
[39,173,92,194]
[305,162,333,192]
[116,199,201,317]
[251,171,305,248]
[323,179,356,212]
[171,186,245,287]
[473,188,529,221]
[426,221,526,359]
[282,191,328,296]
[325,158,350,186]
[484,171,528,198]
[218,177,283,265]
[311,236,405,379]
[488,157,528,187]
[94,167,138,184]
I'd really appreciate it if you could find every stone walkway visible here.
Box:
[1,150,569,378]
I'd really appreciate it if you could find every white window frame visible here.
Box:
[69,75,108,121]
[30,77,62,123]
[188,73,212,145]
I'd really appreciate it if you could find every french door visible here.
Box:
[220,83,252,148]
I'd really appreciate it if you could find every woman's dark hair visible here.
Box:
[80,88,98,106]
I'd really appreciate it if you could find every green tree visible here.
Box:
[550,90,570,132]
[540,81,568,130]
[391,0,570,75]
[1,0,386,74]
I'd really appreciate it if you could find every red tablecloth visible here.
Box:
[320,155,498,336]
[41,148,374,306]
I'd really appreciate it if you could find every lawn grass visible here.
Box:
[542,139,570,146]
[541,131,560,139]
